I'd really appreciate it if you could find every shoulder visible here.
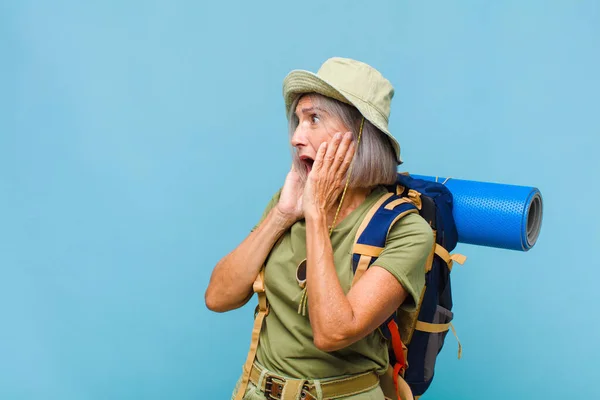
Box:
[375,210,434,268]
[386,211,434,248]
[371,211,432,311]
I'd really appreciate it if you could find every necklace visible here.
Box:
[296,117,365,316]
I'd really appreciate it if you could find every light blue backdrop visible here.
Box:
[1,1,598,399]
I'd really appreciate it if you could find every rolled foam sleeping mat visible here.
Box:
[411,175,543,251]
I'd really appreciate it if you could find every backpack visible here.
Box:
[350,172,466,400]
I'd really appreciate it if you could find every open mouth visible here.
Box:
[299,155,315,173]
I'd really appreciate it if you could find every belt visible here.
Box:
[249,363,380,400]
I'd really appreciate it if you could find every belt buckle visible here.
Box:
[264,376,285,400]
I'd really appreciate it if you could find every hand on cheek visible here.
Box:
[303,131,356,220]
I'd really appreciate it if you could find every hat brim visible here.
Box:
[283,70,402,164]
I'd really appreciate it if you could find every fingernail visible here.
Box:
[335,132,342,139]
[345,132,352,139]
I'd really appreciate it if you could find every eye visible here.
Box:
[310,113,320,124]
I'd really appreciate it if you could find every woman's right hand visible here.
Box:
[275,165,304,225]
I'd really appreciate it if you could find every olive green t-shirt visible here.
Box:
[252,186,434,379]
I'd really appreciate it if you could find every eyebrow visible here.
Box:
[295,106,328,117]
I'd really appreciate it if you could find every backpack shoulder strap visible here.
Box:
[351,191,419,400]
[234,269,269,400]
[351,192,419,286]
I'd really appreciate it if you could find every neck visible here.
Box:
[327,186,374,229]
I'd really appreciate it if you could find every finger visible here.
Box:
[330,131,353,174]
[336,140,356,181]
[322,132,343,171]
[312,141,328,173]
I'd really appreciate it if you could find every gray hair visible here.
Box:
[288,92,398,189]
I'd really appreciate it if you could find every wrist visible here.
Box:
[305,209,327,225]
[272,206,297,230]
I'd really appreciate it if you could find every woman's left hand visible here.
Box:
[303,131,356,221]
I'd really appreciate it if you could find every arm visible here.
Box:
[205,167,305,313]
[205,206,291,313]
[306,213,430,352]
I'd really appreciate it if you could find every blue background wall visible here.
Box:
[1,1,598,399]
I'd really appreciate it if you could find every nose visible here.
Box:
[291,124,308,148]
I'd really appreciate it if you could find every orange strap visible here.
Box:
[387,319,409,400]
[393,363,402,400]
[382,366,414,400]
[234,270,268,400]
[388,320,406,370]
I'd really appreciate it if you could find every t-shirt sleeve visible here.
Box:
[251,188,283,231]
[371,212,434,312]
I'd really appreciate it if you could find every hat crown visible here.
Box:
[317,57,394,121]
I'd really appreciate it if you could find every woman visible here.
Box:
[205,57,434,400]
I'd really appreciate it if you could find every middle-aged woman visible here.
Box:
[205,57,434,400]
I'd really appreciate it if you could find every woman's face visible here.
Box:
[291,95,349,174]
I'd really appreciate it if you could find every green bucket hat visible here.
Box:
[283,57,402,164]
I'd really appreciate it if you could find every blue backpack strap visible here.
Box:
[350,191,419,398]
[350,192,419,286]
